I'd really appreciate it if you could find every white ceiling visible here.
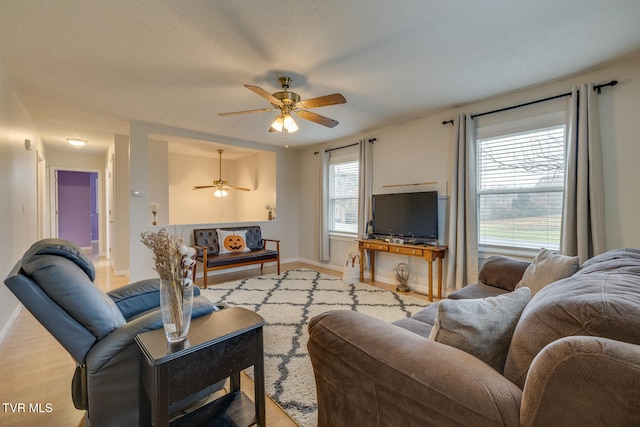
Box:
[1,0,640,156]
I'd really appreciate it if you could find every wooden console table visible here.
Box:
[358,239,447,301]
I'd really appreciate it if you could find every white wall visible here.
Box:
[168,153,238,224]
[148,139,169,226]
[235,151,277,222]
[112,134,130,275]
[0,66,43,341]
[298,58,640,291]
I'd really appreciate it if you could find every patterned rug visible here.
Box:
[201,268,429,427]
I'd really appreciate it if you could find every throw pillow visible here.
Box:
[515,248,580,296]
[217,229,251,254]
[428,287,532,373]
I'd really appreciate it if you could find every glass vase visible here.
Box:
[160,279,193,343]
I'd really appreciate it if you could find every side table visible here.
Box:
[136,307,266,427]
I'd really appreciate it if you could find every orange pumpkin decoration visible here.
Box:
[223,234,246,252]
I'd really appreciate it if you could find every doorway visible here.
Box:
[56,170,99,252]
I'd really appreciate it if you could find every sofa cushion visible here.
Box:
[194,226,265,259]
[515,248,579,296]
[217,229,251,254]
[429,287,531,373]
[448,282,509,300]
[478,255,530,292]
[504,248,640,389]
[392,303,438,338]
[205,249,278,268]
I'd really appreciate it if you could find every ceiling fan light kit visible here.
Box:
[220,76,346,137]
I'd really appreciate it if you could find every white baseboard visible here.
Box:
[293,257,343,274]
[0,304,22,345]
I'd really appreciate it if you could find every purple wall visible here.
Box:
[58,171,92,248]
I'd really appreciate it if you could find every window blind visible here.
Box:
[477,125,565,250]
[329,160,359,233]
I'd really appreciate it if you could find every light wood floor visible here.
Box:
[0,250,430,427]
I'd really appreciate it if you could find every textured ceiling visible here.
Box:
[1,0,640,155]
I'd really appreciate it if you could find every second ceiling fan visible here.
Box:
[192,149,250,197]
[219,77,346,135]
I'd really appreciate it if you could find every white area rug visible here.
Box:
[201,269,429,427]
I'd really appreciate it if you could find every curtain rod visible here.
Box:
[314,138,376,155]
[442,80,618,125]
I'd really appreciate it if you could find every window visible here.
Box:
[329,158,359,233]
[477,124,566,250]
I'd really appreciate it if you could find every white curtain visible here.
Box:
[358,138,373,269]
[446,114,479,291]
[561,83,606,263]
[319,150,330,261]
[358,138,373,237]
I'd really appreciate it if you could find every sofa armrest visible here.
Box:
[262,238,280,251]
[308,310,522,427]
[521,336,640,427]
[478,255,531,291]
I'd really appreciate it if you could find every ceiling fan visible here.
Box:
[219,76,346,135]
[192,149,250,197]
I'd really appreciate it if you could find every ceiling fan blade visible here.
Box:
[297,93,346,109]
[193,185,215,190]
[245,85,283,106]
[230,186,251,191]
[295,110,339,128]
[219,107,277,116]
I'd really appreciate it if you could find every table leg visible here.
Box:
[139,356,151,427]
[254,327,266,426]
[359,247,364,282]
[229,372,240,394]
[437,257,443,300]
[427,261,433,302]
[151,364,170,427]
[370,250,376,282]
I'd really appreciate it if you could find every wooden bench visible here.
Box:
[192,226,280,288]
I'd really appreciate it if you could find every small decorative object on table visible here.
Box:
[394,262,411,292]
[150,202,159,225]
[342,251,361,284]
[265,204,275,221]
[141,228,196,343]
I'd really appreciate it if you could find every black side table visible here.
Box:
[136,307,266,427]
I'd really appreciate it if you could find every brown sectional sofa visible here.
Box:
[308,248,640,426]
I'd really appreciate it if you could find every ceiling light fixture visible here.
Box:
[214,186,228,198]
[269,110,298,136]
[67,138,87,147]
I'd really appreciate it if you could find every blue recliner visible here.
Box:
[4,238,222,426]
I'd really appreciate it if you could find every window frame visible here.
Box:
[327,150,359,236]
[475,111,567,255]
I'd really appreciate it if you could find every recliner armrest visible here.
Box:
[107,278,161,320]
[87,296,215,373]
[108,278,203,320]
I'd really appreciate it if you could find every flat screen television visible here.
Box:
[371,191,438,241]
